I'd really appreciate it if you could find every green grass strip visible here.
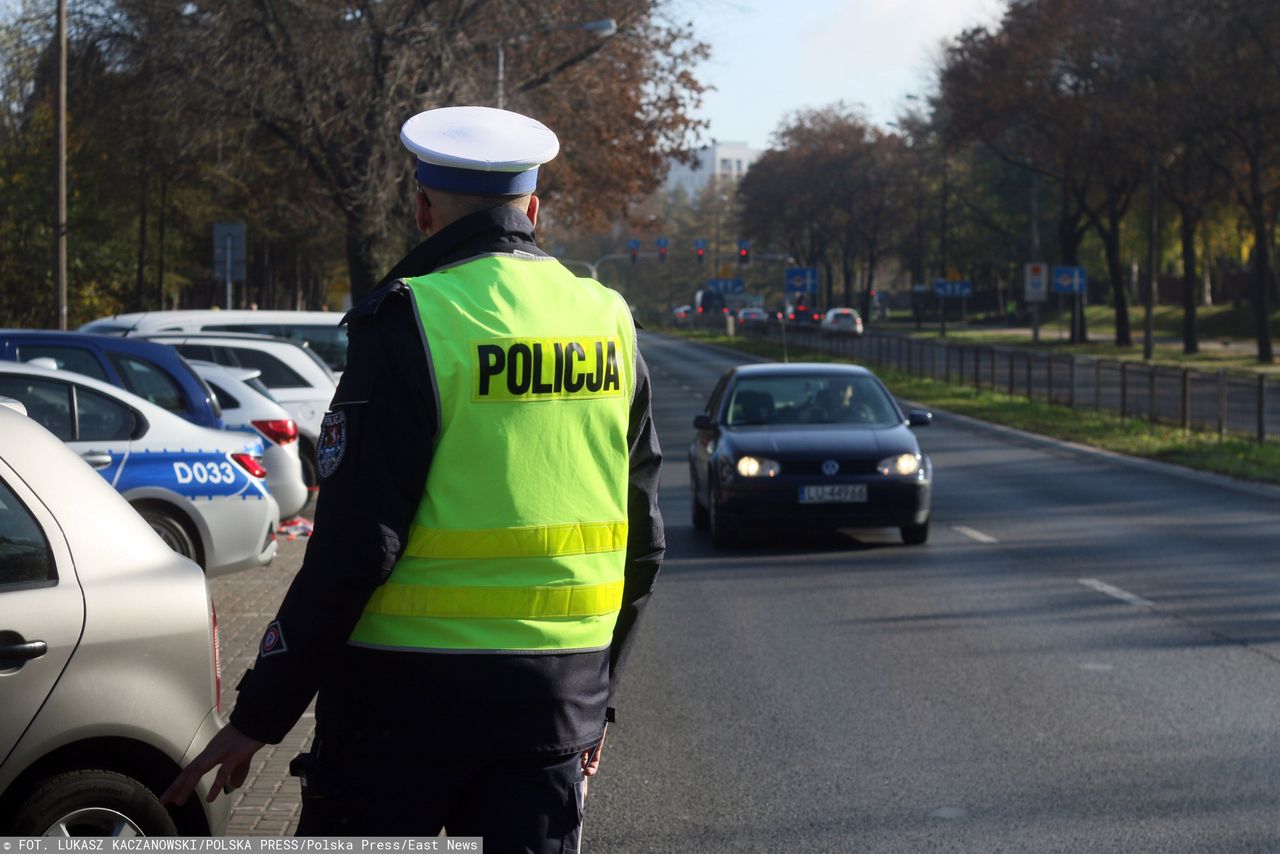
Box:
[662,328,1280,487]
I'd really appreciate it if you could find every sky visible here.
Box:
[679,0,1008,150]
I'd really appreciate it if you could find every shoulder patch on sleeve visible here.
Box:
[260,620,288,658]
[316,410,347,480]
[341,279,410,327]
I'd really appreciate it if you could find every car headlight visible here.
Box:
[877,453,921,476]
[736,456,782,477]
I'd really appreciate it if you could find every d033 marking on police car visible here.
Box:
[472,336,623,402]
[316,410,346,480]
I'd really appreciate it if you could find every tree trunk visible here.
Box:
[1179,208,1200,354]
[1101,225,1131,347]
[344,207,381,303]
[1252,213,1274,363]
[156,169,167,310]
[1058,201,1089,343]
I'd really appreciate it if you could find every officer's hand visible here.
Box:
[581,725,606,778]
[160,723,265,806]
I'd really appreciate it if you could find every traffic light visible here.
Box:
[695,247,705,264]
[738,240,750,265]
[658,245,668,263]
[630,247,638,265]
[628,238,640,265]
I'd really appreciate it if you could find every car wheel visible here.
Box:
[709,485,735,548]
[13,770,178,837]
[691,491,709,531]
[900,520,929,545]
[135,504,199,564]
[299,437,318,488]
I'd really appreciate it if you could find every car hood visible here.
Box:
[723,423,920,458]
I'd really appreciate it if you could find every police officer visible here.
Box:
[163,106,666,850]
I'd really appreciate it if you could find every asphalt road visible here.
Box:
[586,332,1280,852]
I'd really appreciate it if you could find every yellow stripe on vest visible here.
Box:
[405,521,628,559]
[364,579,625,620]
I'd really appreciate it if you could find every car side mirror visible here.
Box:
[692,413,717,432]
[907,409,932,427]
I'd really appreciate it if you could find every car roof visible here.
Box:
[730,362,876,378]
[84,309,342,329]
[0,361,247,446]
[138,331,303,345]
[0,329,189,360]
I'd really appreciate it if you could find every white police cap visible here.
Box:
[401,106,560,196]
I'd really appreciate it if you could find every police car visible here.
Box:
[0,361,278,575]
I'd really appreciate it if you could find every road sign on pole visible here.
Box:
[1051,266,1086,294]
[1024,262,1049,303]
[933,279,973,298]
[785,267,819,294]
[706,278,745,294]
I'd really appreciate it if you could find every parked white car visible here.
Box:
[81,309,348,375]
[138,333,337,486]
[0,405,228,835]
[0,362,278,575]
[190,361,308,519]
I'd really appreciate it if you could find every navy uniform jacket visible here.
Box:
[230,206,665,758]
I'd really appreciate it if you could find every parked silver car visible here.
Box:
[0,405,228,836]
[190,360,308,519]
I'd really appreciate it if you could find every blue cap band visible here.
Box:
[416,162,538,195]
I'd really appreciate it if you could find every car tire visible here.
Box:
[709,485,735,548]
[691,491,709,531]
[12,769,178,837]
[299,437,318,488]
[900,520,929,545]
[135,504,200,565]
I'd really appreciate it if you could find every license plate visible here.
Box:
[799,484,867,504]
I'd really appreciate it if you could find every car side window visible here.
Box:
[14,345,109,382]
[207,380,240,411]
[0,476,55,587]
[76,387,139,441]
[225,348,307,389]
[705,372,732,419]
[109,355,189,415]
[0,377,73,440]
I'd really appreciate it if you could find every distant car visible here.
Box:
[821,307,864,336]
[736,307,769,327]
[0,361,278,574]
[694,288,728,317]
[0,405,228,836]
[673,304,693,321]
[689,362,933,547]
[190,360,308,519]
[137,333,338,486]
[785,302,823,325]
[0,330,223,429]
[81,309,349,375]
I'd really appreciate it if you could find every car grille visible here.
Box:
[780,458,880,476]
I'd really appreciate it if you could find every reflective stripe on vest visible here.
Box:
[348,253,635,653]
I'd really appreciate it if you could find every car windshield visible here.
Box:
[725,374,900,426]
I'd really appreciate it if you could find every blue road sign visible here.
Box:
[1052,266,1087,294]
[656,237,669,248]
[933,279,973,298]
[694,239,708,249]
[785,267,819,294]
[707,278,745,294]
[627,238,641,251]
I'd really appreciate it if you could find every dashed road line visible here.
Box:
[1078,578,1155,608]
[952,525,998,544]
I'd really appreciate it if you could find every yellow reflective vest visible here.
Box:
[348,252,636,653]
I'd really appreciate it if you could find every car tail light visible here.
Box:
[211,599,222,713]
[788,313,796,320]
[722,307,729,314]
[252,418,298,445]
[697,307,704,314]
[231,453,268,479]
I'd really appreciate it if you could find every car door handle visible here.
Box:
[80,452,113,469]
[0,637,48,667]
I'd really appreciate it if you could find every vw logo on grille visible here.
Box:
[822,459,840,476]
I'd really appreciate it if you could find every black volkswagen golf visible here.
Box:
[689,363,933,547]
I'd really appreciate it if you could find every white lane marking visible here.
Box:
[1080,663,1116,672]
[1078,578,1155,608]
[952,525,998,544]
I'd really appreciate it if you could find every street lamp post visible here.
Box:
[496,19,617,110]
